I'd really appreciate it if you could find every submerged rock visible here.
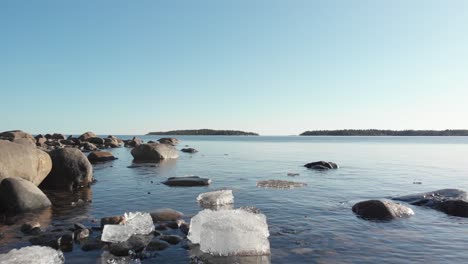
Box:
[87,151,117,163]
[256,180,307,189]
[0,177,52,215]
[162,176,211,187]
[0,246,65,264]
[181,148,198,153]
[40,148,93,191]
[109,234,153,256]
[352,200,414,220]
[393,189,468,217]
[304,161,338,170]
[0,140,52,185]
[131,143,179,162]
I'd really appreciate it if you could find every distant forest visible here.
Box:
[300,129,468,136]
[147,129,259,136]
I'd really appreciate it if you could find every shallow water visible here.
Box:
[2,136,468,263]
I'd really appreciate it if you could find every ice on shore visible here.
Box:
[256,180,307,189]
[125,212,154,234]
[102,212,154,243]
[197,190,234,206]
[188,209,270,256]
[0,246,65,264]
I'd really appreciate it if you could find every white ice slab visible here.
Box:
[0,246,64,264]
[197,190,234,206]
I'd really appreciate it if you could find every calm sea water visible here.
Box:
[2,136,468,263]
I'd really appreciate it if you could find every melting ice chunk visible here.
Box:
[125,212,155,235]
[0,246,65,264]
[188,209,270,256]
[101,212,154,243]
[197,190,234,206]
[101,225,134,243]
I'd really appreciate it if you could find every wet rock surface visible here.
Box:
[304,161,338,170]
[393,189,468,217]
[162,176,211,187]
[352,200,414,220]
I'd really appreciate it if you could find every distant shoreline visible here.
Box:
[147,129,259,136]
[300,129,468,136]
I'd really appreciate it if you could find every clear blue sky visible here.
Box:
[1,0,467,135]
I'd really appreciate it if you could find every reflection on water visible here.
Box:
[190,245,271,264]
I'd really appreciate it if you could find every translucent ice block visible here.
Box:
[101,212,154,243]
[0,246,65,264]
[188,209,270,256]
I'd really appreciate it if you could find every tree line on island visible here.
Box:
[147,129,259,136]
[300,129,468,136]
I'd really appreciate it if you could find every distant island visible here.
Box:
[147,129,259,136]
[300,129,468,136]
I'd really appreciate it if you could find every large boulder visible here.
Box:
[352,200,414,220]
[393,189,468,217]
[131,143,179,162]
[0,177,52,215]
[0,140,52,185]
[157,138,179,146]
[87,151,117,163]
[40,148,93,191]
[50,133,66,140]
[0,130,35,144]
[78,132,97,141]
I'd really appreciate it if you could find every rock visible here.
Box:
[78,132,97,141]
[0,140,52,185]
[0,130,35,144]
[81,142,97,151]
[74,228,90,240]
[159,235,182,245]
[393,189,468,217]
[150,208,183,222]
[29,232,74,251]
[0,246,65,264]
[51,133,66,140]
[0,177,52,215]
[109,234,153,256]
[180,223,189,235]
[131,143,179,162]
[87,151,117,163]
[13,138,37,147]
[158,138,179,146]
[101,216,126,228]
[81,238,104,251]
[87,137,105,145]
[304,161,338,170]
[35,135,47,146]
[162,176,211,187]
[352,200,414,220]
[59,139,76,146]
[256,180,307,189]
[40,148,93,191]
[181,148,198,153]
[124,137,143,147]
[104,138,120,148]
[21,222,41,235]
[146,239,170,251]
